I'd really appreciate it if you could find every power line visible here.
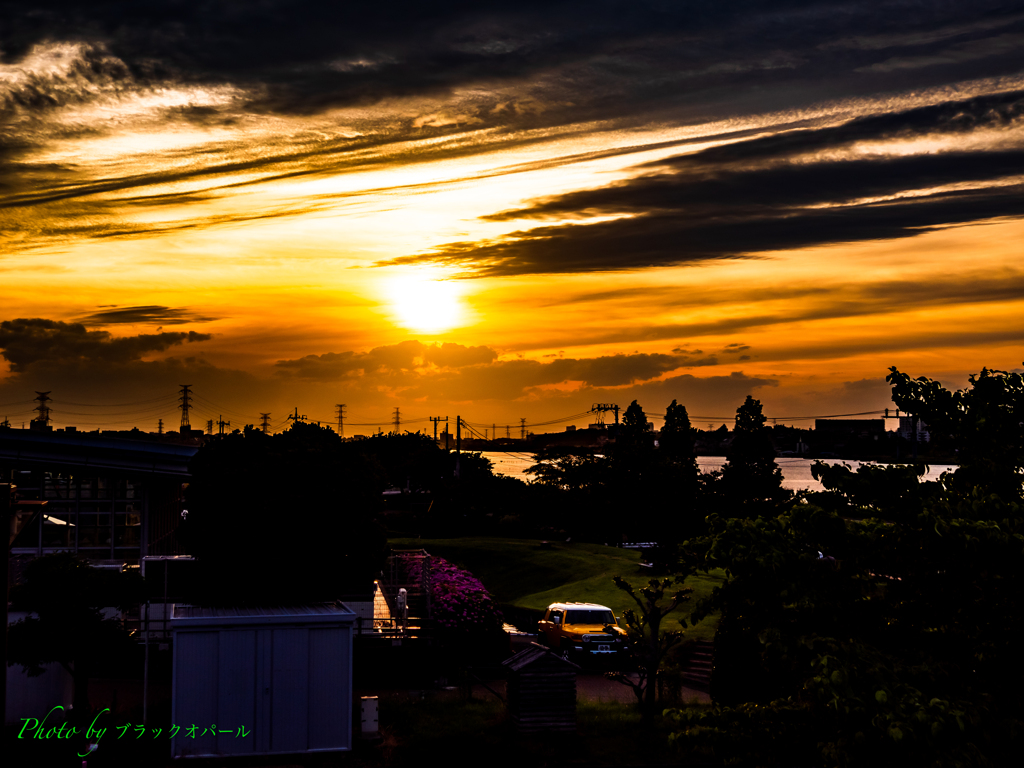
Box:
[190,393,257,422]
[56,395,179,407]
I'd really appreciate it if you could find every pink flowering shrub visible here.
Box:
[398,555,504,637]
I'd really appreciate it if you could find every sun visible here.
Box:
[386,271,466,332]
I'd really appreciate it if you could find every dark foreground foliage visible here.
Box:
[667,366,1024,766]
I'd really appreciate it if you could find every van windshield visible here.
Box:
[565,609,615,625]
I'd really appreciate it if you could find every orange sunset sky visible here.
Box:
[2,2,1022,434]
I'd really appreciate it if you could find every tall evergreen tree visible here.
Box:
[610,400,655,539]
[655,400,704,541]
[720,395,789,517]
[660,399,697,468]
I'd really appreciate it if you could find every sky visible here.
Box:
[1,1,1023,435]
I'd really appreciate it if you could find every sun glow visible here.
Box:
[386,271,466,332]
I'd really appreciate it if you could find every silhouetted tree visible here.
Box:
[719,395,789,517]
[607,576,692,717]
[525,447,614,538]
[8,553,143,721]
[615,400,653,481]
[180,421,387,604]
[888,365,1023,502]
[660,399,698,466]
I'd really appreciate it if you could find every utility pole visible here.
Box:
[157,419,163,435]
[33,391,52,425]
[335,404,346,437]
[520,418,526,440]
[429,416,448,443]
[179,385,193,431]
[217,415,230,435]
[455,416,461,478]
[260,413,271,434]
[393,407,401,433]
[286,407,307,427]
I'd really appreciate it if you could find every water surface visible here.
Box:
[481,451,957,492]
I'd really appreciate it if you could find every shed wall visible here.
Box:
[172,624,351,757]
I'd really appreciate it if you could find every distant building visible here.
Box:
[898,416,931,443]
[814,419,886,440]
[1,427,196,564]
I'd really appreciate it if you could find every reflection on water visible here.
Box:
[481,451,957,492]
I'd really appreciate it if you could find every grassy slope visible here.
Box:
[389,537,725,641]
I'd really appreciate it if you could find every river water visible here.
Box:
[480,451,957,492]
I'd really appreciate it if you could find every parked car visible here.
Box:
[537,602,628,662]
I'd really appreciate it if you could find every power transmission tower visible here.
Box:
[393,407,401,433]
[206,419,214,435]
[217,415,230,435]
[506,425,511,440]
[179,385,193,431]
[591,402,620,427]
[493,424,496,443]
[520,418,526,440]
[335,404,346,437]
[260,413,271,434]
[33,391,52,425]
[157,419,163,435]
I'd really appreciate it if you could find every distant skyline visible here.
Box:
[2,2,1022,432]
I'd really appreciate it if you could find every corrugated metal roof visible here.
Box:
[172,602,356,627]
[503,642,580,672]
[0,429,197,476]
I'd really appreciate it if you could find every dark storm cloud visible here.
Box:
[0,318,211,373]
[387,90,1024,275]
[79,305,217,325]
[277,340,721,400]
[275,340,501,381]
[423,343,498,368]
[4,2,1021,116]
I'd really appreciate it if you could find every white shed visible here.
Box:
[170,603,355,758]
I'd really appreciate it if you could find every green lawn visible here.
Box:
[352,694,692,767]
[389,536,725,640]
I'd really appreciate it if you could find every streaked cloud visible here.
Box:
[79,305,218,326]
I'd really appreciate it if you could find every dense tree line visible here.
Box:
[523,395,792,544]
[668,367,1024,766]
